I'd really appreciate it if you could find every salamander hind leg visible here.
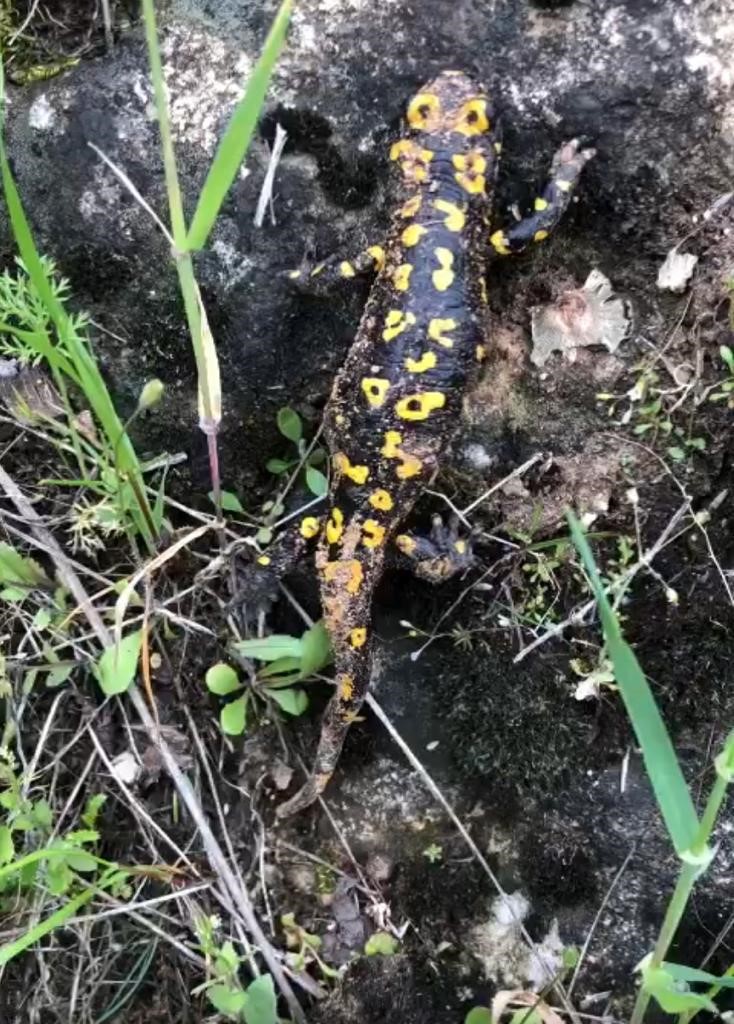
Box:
[490,138,595,256]
[394,514,474,584]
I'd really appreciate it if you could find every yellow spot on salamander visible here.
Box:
[257,555,271,566]
[432,247,455,292]
[382,309,416,342]
[452,151,487,195]
[454,97,490,137]
[333,452,370,485]
[407,92,441,131]
[476,344,487,362]
[395,391,446,421]
[434,198,465,232]
[369,489,394,511]
[454,539,468,554]
[556,179,572,193]
[480,278,488,305]
[361,377,391,407]
[335,413,346,426]
[340,261,356,278]
[326,507,344,545]
[339,674,355,699]
[401,223,427,248]
[390,139,433,183]
[300,516,320,539]
[400,194,422,218]
[534,229,549,242]
[428,318,457,348]
[362,519,386,549]
[346,560,364,594]
[394,263,413,291]
[381,430,423,479]
[405,351,437,373]
[367,245,385,271]
[534,197,549,211]
[349,629,367,650]
[323,558,364,595]
[381,430,402,457]
[396,534,417,555]
[288,269,301,279]
[490,229,511,255]
[396,453,422,479]
[310,262,325,277]
[494,141,503,154]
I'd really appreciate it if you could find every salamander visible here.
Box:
[255,70,594,817]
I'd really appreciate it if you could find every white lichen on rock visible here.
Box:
[469,891,565,989]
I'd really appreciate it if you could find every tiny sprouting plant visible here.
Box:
[204,621,332,736]
[709,344,734,408]
[267,406,328,496]
[193,913,279,1022]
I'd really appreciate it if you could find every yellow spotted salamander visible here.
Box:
[259,70,594,817]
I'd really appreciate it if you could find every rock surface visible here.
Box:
[2,0,734,1020]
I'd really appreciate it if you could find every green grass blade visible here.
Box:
[185,0,292,251]
[567,511,700,854]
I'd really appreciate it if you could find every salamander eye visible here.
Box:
[455,98,490,137]
[407,92,441,131]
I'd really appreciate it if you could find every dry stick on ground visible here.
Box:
[0,465,307,1024]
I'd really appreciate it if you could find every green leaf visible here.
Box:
[662,961,734,988]
[64,849,98,872]
[31,800,53,831]
[465,1010,492,1024]
[0,826,13,866]
[299,620,332,678]
[220,695,248,735]
[243,973,278,1024]
[305,465,328,497]
[81,794,106,829]
[258,656,303,679]
[667,446,686,461]
[266,458,291,475]
[235,634,303,662]
[567,513,699,854]
[214,490,245,514]
[205,662,241,695]
[207,983,247,1018]
[268,687,308,716]
[185,0,293,250]
[214,939,241,975]
[277,407,302,443]
[32,608,51,630]
[364,931,399,956]
[47,858,74,896]
[644,966,717,1014]
[0,542,48,603]
[720,344,734,372]
[93,630,143,695]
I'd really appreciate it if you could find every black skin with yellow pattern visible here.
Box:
[258,70,594,817]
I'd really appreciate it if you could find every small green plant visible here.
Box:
[205,621,332,736]
[422,842,443,864]
[597,365,706,464]
[266,406,329,497]
[568,513,734,1024]
[364,931,399,956]
[281,912,339,980]
[709,344,734,407]
[0,752,130,966]
[193,913,279,1022]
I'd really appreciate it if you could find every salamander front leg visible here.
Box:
[394,514,474,583]
[287,244,386,296]
[489,138,595,256]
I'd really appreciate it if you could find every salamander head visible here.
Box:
[391,70,498,192]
